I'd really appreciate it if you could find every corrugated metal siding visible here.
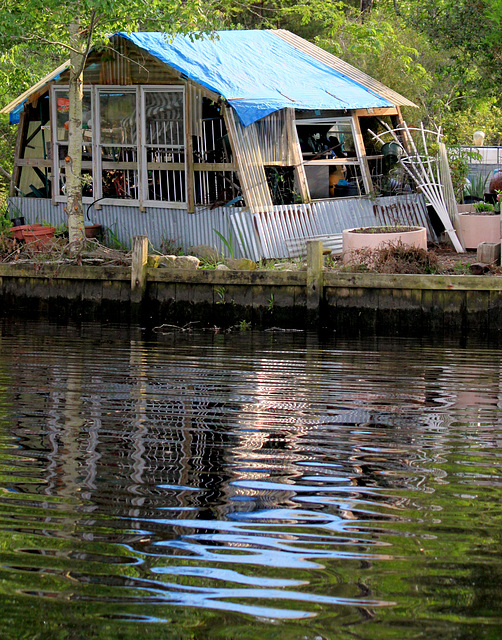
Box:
[8,193,432,261]
[272,30,417,109]
[7,198,245,257]
[231,193,433,260]
[254,110,291,165]
[224,108,274,213]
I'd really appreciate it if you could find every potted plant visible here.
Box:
[342,225,427,263]
[457,201,500,250]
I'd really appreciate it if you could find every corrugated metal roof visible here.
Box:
[273,30,417,109]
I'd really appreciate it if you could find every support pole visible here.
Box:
[131,235,149,305]
[306,240,323,324]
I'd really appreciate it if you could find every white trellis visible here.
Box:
[369,122,464,252]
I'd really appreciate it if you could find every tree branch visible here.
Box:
[3,33,80,54]
[0,165,12,181]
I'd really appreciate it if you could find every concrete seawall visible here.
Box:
[1,261,502,335]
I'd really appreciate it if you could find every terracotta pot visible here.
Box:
[85,224,102,239]
[9,224,44,241]
[342,226,427,263]
[458,213,501,250]
[21,226,56,249]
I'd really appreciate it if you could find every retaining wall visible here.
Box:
[1,262,502,335]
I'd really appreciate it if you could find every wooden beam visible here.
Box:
[16,158,52,168]
[184,86,194,213]
[131,235,149,304]
[193,163,237,172]
[351,115,373,195]
[285,108,310,203]
[9,108,29,197]
[354,107,399,117]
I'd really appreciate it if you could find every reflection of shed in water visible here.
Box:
[3,30,427,258]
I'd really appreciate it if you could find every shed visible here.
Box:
[2,29,425,257]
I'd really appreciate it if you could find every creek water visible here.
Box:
[0,320,501,639]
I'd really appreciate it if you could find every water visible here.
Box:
[0,320,502,639]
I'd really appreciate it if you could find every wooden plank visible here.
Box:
[146,162,185,171]
[354,108,399,117]
[131,235,149,303]
[323,272,502,291]
[306,240,323,312]
[285,108,310,203]
[193,163,238,171]
[352,115,373,195]
[9,108,28,197]
[16,159,52,168]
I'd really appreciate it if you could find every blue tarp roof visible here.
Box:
[118,30,393,126]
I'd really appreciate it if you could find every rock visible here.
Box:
[469,262,491,275]
[149,255,176,268]
[175,255,200,270]
[226,258,257,271]
[189,244,221,262]
[215,264,230,271]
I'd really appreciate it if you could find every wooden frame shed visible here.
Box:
[2,29,421,257]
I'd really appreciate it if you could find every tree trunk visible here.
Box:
[66,21,86,245]
[360,0,373,21]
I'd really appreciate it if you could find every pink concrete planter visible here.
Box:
[457,213,501,250]
[342,226,427,263]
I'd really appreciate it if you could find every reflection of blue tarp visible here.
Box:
[119,30,393,126]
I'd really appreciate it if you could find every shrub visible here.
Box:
[342,242,441,274]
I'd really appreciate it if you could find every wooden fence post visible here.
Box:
[131,235,149,304]
[306,240,323,323]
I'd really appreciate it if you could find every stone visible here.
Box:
[174,255,200,270]
[153,255,177,268]
[215,264,230,270]
[148,255,174,268]
[226,258,257,271]
[189,244,221,262]
[469,262,492,275]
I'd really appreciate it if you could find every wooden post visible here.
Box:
[9,108,28,198]
[285,108,310,203]
[307,240,323,321]
[131,235,149,304]
[185,84,195,213]
[352,115,373,195]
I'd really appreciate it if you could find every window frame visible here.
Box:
[51,84,187,208]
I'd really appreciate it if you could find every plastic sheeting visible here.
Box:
[119,30,393,126]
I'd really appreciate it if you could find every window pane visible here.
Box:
[99,92,136,145]
[55,91,92,142]
[101,146,138,199]
[145,91,184,146]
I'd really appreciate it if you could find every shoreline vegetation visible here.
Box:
[0,230,490,277]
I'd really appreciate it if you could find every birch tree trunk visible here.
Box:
[66,20,86,244]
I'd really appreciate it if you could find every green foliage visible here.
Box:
[473,201,495,213]
[160,237,184,256]
[447,146,474,202]
[213,227,246,259]
[465,173,490,200]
